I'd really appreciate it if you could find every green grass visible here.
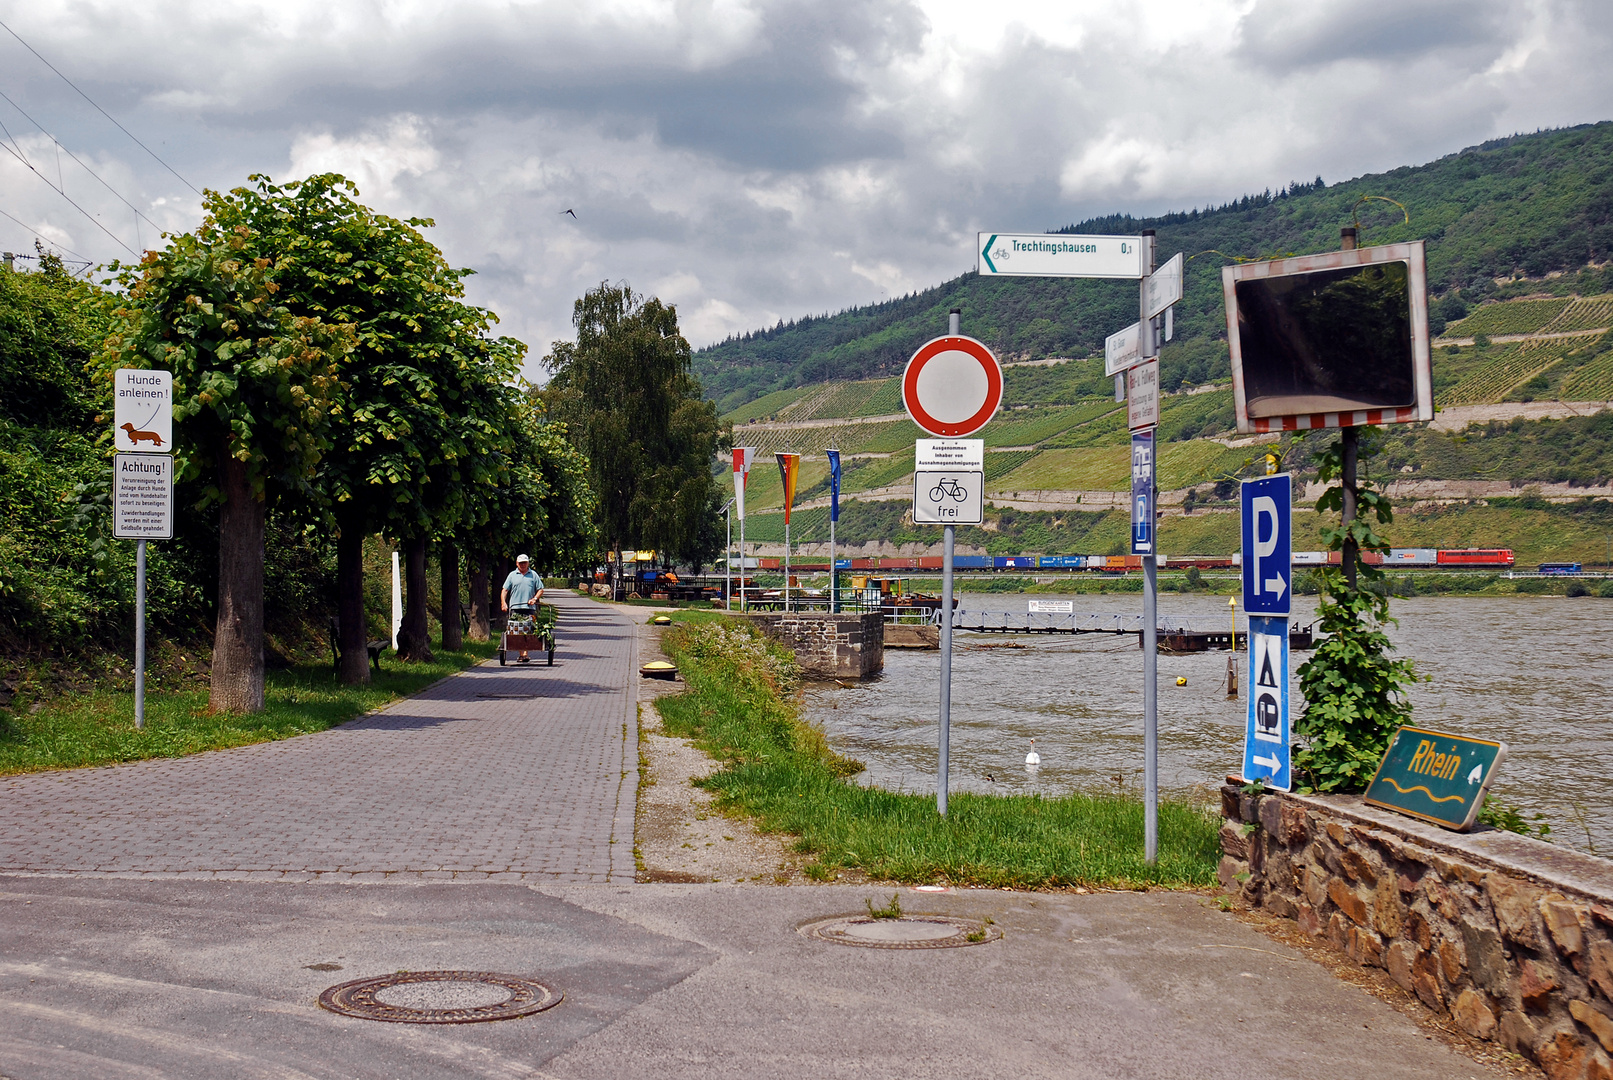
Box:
[0,643,493,775]
[655,616,1221,889]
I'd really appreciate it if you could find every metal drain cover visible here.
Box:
[798,915,1001,949]
[318,971,561,1024]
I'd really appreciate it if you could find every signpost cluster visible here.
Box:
[112,369,175,730]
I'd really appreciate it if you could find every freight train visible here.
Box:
[738,548,1516,572]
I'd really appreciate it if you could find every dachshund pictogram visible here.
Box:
[120,422,164,447]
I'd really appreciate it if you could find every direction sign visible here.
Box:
[1145,252,1184,319]
[1241,615,1291,790]
[114,369,173,453]
[1105,321,1142,377]
[914,439,984,525]
[113,453,174,539]
[1130,429,1154,555]
[978,233,1144,279]
[1241,474,1291,616]
[902,336,1003,438]
[1364,727,1507,830]
[1126,359,1160,430]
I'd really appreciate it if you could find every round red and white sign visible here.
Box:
[901,335,1003,438]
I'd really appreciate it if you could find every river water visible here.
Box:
[803,594,1613,854]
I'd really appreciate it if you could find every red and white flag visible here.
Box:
[732,446,755,520]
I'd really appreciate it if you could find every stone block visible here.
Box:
[1520,958,1563,1008]
[1590,1049,1613,1080]
[1297,902,1322,937]
[1536,1023,1595,1080]
[1593,905,1613,929]
[1221,786,1241,822]
[1326,821,1350,846]
[1240,793,1258,824]
[1328,912,1351,951]
[1543,900,1588,960]
[1488,875,1545,949]
[1387,940,1418,993]
[1266,892,1297,920]
[1590,939,1613,1000]
[1341,846,1378,884]
[1500,1010,1539,1057]
[1426,877,1458,920]
[1347,925,1384,967]
[1328,878,1371,927]
[1413,948,1446,1011]
[1219,821,1248,859]
[1454,988,1499,1040]
[1305,866,1329,909]
[1217,855,1248,891]
[1571,1000,1613,1053]
[1397,871,1423,896]
[1440,937,1467,984]
[1374,875,1404,939]
[1461,918,1511,998]
[1279,800,1310,845]
[1407,908,1435,950]
[1258,795,1281,837]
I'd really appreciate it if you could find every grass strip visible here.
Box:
[0,644,493,775]
[655,613,1220,889]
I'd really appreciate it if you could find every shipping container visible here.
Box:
[1437,548,1515,567]
[953,555,992,570]
[1038,554,1083,569]
[1386,548,1438,566]
[993,555,1038,570]
[917,556,944,570]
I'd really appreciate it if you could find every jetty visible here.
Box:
[939,609,1315,651]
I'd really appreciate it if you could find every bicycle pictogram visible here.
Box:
[928,477,969,503]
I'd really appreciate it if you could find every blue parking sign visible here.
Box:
[1241,474,1291,616]
[1130,430,1154,555]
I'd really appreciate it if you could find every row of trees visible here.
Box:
[100,175,596,709]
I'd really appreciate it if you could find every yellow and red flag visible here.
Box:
[775,452,800,525]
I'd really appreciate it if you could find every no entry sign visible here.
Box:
[902,335,1003,438]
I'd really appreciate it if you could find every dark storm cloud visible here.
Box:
[1237,0,1519,70]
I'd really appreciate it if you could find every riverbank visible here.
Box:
[0,643,493,775]
[654,611,1220,889]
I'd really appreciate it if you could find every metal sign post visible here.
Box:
[903,308,998,817]
[1135,230,1159,865]
[827,449,841,613]
[1240,472,1293,789]
[112,369,174,732]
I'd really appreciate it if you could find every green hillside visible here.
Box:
[698,123,1613,414]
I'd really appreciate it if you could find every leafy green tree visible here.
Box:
[204,174,519,679]
[1293,430,1418,792]
[99,224,350,712]
[543,283,719,593]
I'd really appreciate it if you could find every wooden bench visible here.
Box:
[330,618,389,673]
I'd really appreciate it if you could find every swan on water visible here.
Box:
[1025,739,1041,767]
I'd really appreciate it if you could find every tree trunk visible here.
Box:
[210,455,266,713]
[336,508,371,685]
[440,540,462,650]
[398,534,433,662]
[468,551,490,641]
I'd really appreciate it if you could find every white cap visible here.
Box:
[516,553,531,563]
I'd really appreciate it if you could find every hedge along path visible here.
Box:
[654,613,1221,890]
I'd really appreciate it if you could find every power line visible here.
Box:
[0,205,95,265]
[0,15,200,196]
[0,86,163,233]
[0,138,137,257]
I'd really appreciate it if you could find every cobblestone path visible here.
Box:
[0,591,638,882]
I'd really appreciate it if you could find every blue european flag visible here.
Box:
[827,449,841,523]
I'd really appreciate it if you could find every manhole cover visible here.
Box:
[798,915,1000,949]
[317,971,561,1024]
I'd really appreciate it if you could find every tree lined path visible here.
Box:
[0,591,637,882]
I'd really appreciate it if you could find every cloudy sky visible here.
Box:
[2,0,1610,376]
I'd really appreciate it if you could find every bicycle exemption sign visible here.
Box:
[913,438,984,525]
[113,453,174,540]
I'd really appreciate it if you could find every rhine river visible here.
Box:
[803,594,1612,854]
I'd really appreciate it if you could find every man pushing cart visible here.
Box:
[499,554,554,665]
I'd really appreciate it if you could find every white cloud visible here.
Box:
[0,0,1608,379]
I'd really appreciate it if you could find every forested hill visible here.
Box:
[694,123,1613,415]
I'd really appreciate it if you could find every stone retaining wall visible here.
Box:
[1220,783,1613,1079]
[742,612,883,679]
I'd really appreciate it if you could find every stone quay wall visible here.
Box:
[1219,783,1613,1080]
[742,612,883,679]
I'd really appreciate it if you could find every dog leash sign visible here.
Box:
[114,369,173,453]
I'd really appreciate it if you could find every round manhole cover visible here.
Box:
[798,915,1000,949]
[317,971,561,1024]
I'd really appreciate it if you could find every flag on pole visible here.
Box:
[732,446,754,520]
[826,449,841,523]
[776,452,800,525]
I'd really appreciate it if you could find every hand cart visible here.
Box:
[498,603,556,666]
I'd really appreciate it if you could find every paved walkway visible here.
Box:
[0,590,638,882]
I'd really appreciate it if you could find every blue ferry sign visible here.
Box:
[1241,474,1291,616]
[1364,727,1507,831]
[1130,429,1154,555]
[1241,615,1291,790]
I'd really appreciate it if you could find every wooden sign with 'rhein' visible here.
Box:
[1364,727,1507,831]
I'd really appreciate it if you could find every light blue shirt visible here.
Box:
[502,569,544,608]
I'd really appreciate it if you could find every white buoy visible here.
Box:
[1025,739,1041,767]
